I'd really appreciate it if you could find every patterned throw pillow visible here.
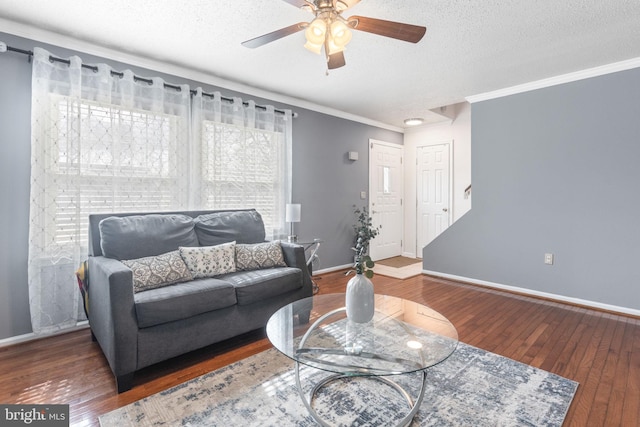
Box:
[179,241,236,279]
[122,250,193,293]
[235,241,287,271]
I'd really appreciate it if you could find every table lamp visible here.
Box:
[285,203,301,242]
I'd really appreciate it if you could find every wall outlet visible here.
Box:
[360,191,367,199]
[544,253,554,265]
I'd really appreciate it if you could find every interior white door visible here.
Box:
[416,143,450,257]
[369,140,403,261]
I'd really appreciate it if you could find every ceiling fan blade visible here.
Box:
[348,16,426,43]
[327,51,346,69]
[241,23,308,49]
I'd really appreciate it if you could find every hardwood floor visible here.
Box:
[1,271,638,426]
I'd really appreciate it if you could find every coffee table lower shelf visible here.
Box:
[294,362,428,427]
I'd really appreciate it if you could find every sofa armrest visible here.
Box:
[280,242,314,297]
[88,256,138,379]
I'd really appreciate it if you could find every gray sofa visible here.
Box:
[87,209,313,393]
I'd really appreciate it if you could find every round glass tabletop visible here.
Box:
[266,293,458,376]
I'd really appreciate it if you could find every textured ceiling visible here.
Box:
[1,0,640,129]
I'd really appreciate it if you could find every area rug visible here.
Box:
[99,342,578,426]
[376,256,421,269]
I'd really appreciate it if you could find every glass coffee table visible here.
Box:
[266,293,458,426]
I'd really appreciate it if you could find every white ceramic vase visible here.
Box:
[345,273,375,323]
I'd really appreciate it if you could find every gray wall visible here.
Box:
[0,35,33,340]
[292,110,399,265]
[424,67,640,310]
[0,32,401,340]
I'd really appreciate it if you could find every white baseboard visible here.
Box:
[423,270,640,317]
[314,264,352,275]
[0,321,89,348]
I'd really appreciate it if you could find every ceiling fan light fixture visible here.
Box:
[330,20,352,47]
[326,38,344,55]
[304,18,327,54]
[404,118,424,126]
[304,40,323,54]
[305,18,326,44]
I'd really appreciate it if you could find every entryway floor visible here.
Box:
[373,256,422,279]
[376,256,420,268]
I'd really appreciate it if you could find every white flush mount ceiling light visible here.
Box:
[404,118,424,126]
[242,0,426,70]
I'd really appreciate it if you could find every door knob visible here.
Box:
[442,208,448,212]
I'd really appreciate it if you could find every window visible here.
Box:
[42,96,189,250]
[383,166,391,194]
[201,121,285,237]
[28,48,291,334]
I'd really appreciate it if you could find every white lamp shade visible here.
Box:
[330,20,352,47]
[305,18,326,45]
[304,40,323,54]
[326,38,344,55]
[285,204,301,223]
[304,19,326,55]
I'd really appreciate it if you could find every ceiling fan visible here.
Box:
[241,0,426,70]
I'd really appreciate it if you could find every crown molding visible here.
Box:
[0,20,403,133]
[466,57,640,104]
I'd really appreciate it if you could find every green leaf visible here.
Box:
[365,259,375,268]
[365,270,374,279]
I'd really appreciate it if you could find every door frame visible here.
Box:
[368,138,404,261]
[416,140,454,257]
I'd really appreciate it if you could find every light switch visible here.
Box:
[544,253,554,265]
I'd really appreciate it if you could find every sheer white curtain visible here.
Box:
[29,48,191,335]
[192,89,293,239]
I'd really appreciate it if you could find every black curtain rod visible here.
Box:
[7,45,33,57]
[4,44,293,117]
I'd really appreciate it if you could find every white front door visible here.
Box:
[369,140,403,261]
[416,143,451,257]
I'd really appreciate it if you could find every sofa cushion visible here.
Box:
[134,278,237,328]
[100,214,199,260]
[122,250,193,293]
[179,242,236,278]
[194,210,266,246]
[236,241,287,271]
[219,267,302,306]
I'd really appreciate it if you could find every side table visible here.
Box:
[298,238,322,294]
